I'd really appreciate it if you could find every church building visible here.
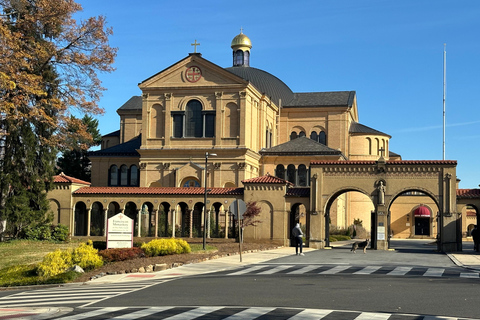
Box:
[48,32,480,251]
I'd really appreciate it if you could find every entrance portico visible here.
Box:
[309,159,459,252]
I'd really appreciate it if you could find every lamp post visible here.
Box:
[203,152,217,250]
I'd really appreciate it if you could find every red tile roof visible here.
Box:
[53,173,90,185]
[73,187,243,196]
[242,174,293,185]
[310,160,457,165]
[457,189,480,199]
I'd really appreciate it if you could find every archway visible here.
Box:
[289,203,308,246]
[323,188,374,247]
[158,202,171,237]
[90,202,105,236]
[74,202,87,236]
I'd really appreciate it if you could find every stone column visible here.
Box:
[103,209,108,237]
[189,209,193,238]
[153,209,159,238]
[171,209,176,238]
[86,209,91,237]
[137,209,141,237]
[207,209,211,239]
[224,210,229,239]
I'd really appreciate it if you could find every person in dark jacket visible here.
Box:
[471,225,479,252]
[292,223,304,256]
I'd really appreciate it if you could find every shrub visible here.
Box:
[51,224,70,242]
[37,249,73,278]
[141,239,191,257]
[22,224,52,241]
[36,241,103,278]
[99,247,145,262]
[71,241,104,271]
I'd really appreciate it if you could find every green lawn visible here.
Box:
[0,240,81,270]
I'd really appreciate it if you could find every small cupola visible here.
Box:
[231,30,252,67]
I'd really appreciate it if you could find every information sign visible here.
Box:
[106,213,133,249]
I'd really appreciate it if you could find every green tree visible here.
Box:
[0,0,117,240]
[56,115,102,182]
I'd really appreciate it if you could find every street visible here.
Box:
[1,239,479,319]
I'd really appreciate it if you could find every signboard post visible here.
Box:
[106,213,134,249]
[229,200,246,262]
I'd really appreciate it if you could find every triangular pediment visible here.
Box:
[139,54,248,89]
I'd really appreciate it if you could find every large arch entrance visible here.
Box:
[310,160,459,252]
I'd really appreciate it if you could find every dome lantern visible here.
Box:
[231,29,252,67]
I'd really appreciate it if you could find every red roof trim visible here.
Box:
[73,187,244,196]
[457,189,480,199]
[310,160,457,165]
[53,173,90,186]
[242,175,293,185]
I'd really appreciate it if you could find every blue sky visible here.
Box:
[76,0,480,189]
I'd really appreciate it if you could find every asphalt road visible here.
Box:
[82,239,480,319]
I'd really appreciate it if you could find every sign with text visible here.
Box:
[106,213,133,249]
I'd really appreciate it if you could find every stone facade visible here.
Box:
[47,32,480,251]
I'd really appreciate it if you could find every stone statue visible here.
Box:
[378,181,385,205]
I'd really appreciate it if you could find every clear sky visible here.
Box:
[76,0,480,189]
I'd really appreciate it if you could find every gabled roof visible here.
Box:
[457,189,480,199]
[73,187,243,196]
[260,137,343,156]
[54,173,90,186]
[284,91,355,108]
[242,174,293,185]
[350,122,391,138]
[88,135,141,157]
[117,96,142,112]
[103,130,120,137]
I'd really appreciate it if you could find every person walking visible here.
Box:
[292,223,304,256]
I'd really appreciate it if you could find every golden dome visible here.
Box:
[231,32,252,49]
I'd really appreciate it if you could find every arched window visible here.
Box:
[185,100,203,137]
[233,50,244,66]
[109,165,118,186]
[172,99,215,138]
[310,131,318,142]
[299,131,306,137]
[244,51,250,66]
[120,165,128,186]
[287,164,296,184]
[290,132,298,140]
[130,165,139,186]
[298,164,307,186]
[367,138,372,155]
[275,164,285,180]
[319,131,326,145]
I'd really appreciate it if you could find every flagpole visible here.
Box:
[443,43,446,160]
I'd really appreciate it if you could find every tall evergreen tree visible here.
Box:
[57,115,102,182]
[0,0,117,239]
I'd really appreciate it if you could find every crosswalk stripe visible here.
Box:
[111,307,174,319]
[460,272,479,278]
[228,265,266,275]
[8,291,128,299]
[0,300,100,307]
[354,311,391,319]
[387,266,412,276]
[319,265,350,274]
[257,265,292,274]
[424,268,445,277]
[354,266,382,275]
[287,265,321,274]
[55,307,128,320]
[0,295,112,303]
[162,306,224,320]
[223,307,276,320]
[287,308,334,319]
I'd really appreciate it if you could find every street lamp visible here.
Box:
[203,152,217,250]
